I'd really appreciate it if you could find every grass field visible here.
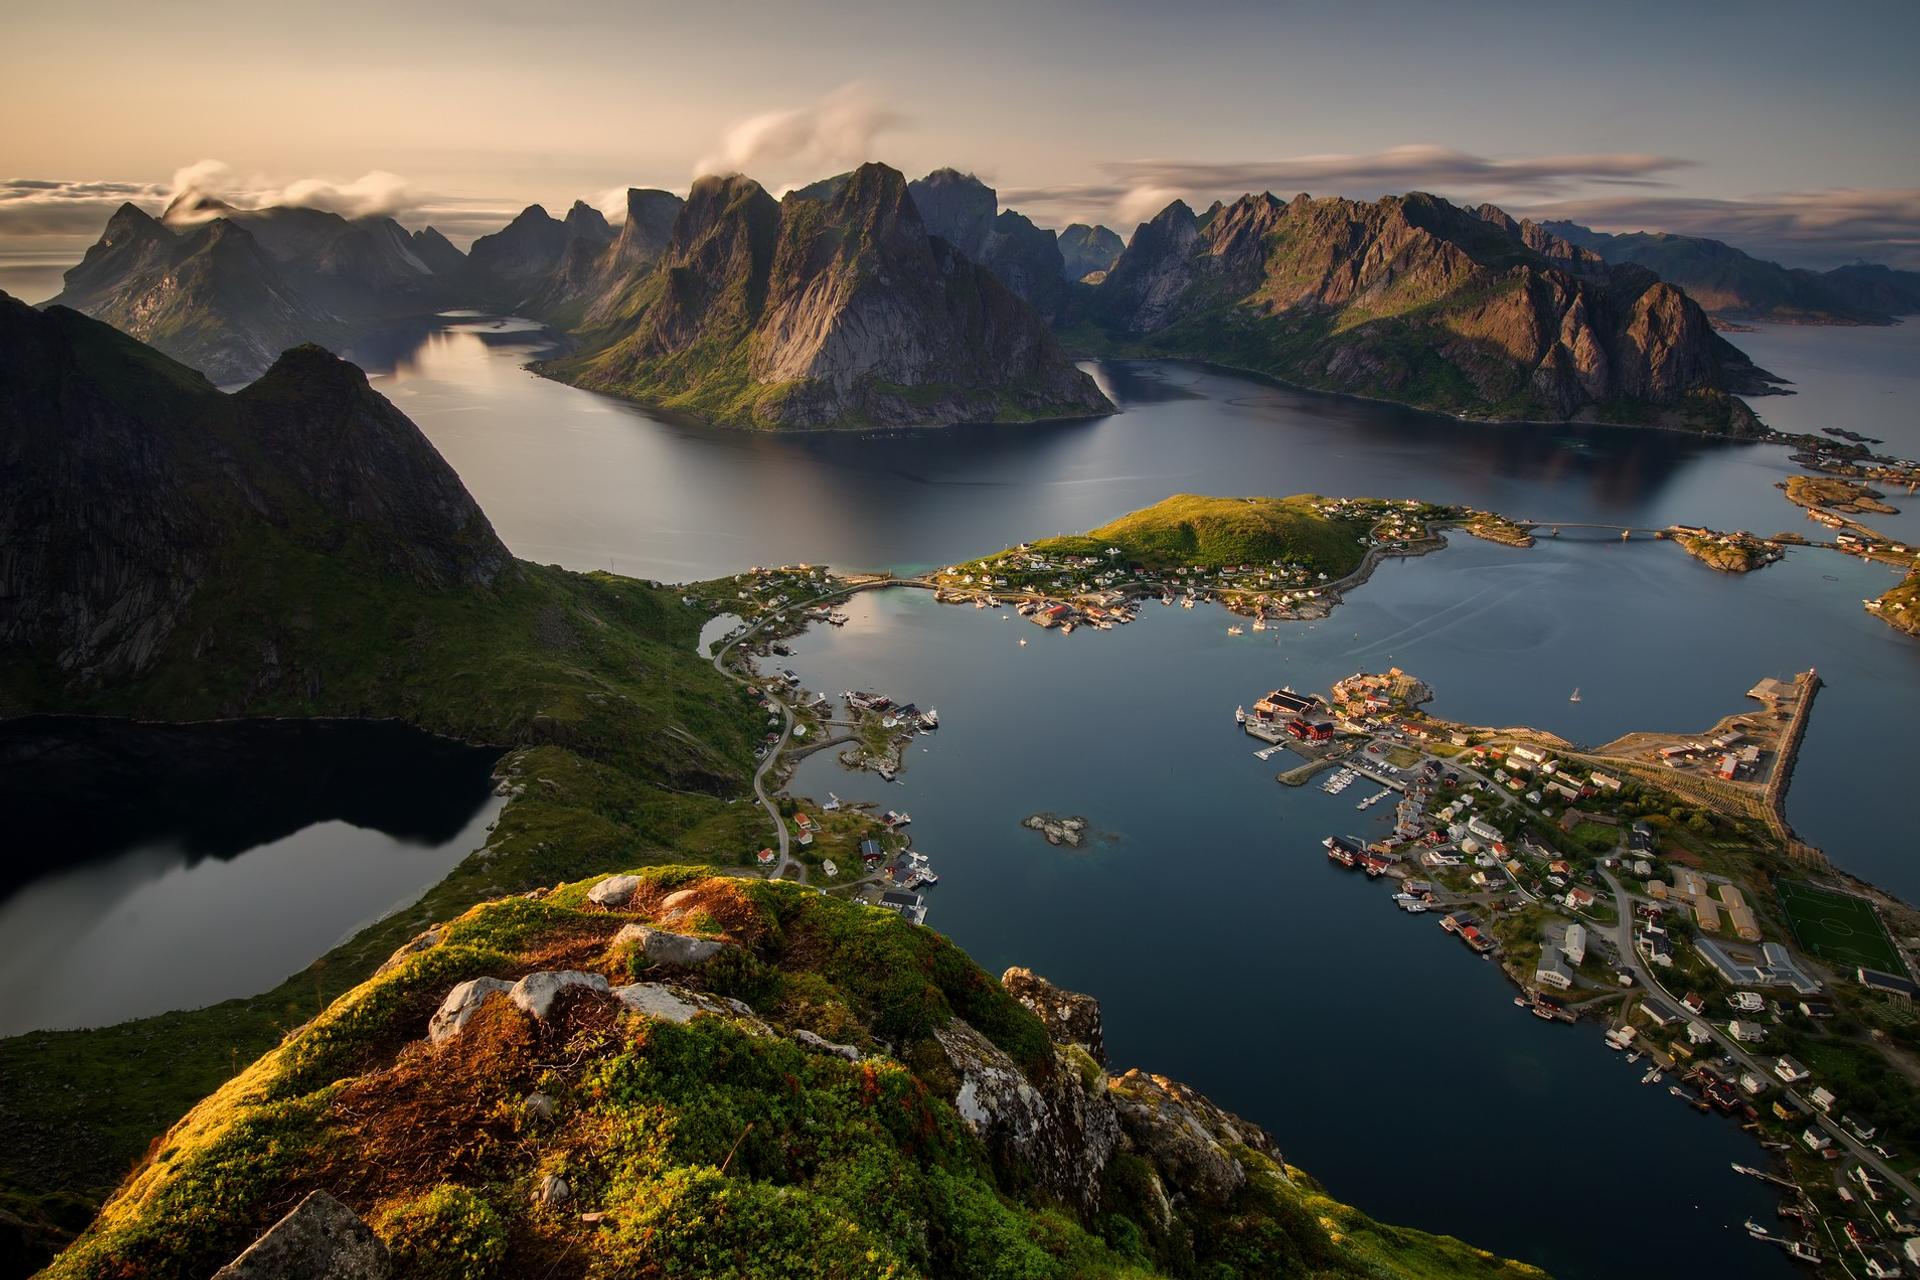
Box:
[1779,881,1908,976]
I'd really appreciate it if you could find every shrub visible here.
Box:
[374,1184,507,1280]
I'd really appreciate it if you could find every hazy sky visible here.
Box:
[4,0,1918,270]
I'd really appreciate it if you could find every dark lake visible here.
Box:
[0,719,502,1035]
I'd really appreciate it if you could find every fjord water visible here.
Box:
[351,313,1920,577]
[0,720,501,1035]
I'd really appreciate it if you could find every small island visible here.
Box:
[1783,474,1900,516]
[1022,812,1093,847]
[1669,527,1785,573]
[1867,567,1920,636]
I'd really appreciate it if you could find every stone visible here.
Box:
[660,888,701,912]
[1001,967,1106,1064]
[523,1091,556,1121]
[533,1174,570,1206]
[793,1028,861,1061]
[509,971,610,1020]
[586,874,641,909]
[374,927,442,976]
[211,1190,392,1279]
[428,977,512,1044]
[612,982,763,1029]
[611,922,728,968]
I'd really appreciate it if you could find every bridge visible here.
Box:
[1516,521,1673,539]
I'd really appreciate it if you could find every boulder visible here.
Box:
[1001,967,1106,1064]
[611,981,762,1029]
[586,874,641,909]
[533,1174,570,1206]
[211,1190,391,1279]
[523,1091,556,1121]
[374,927,441,976]
[509,971,609,1020]
[931,1018,1118,1214]
[612,922,728,967]
[793,1027,861,1061]
[427,977,512,1044]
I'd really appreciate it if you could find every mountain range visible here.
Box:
[55,162,1890,433]
[1543,220,1920,326]
[1072,192,1777,431]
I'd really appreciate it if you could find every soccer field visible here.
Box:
[1778,882,1907,976]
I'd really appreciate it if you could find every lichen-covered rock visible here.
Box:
[374,927,442,976]
[586,874,641,909]
[508,970,609,1020]
[611,921,729,967]
[612,981,762,1029]
[533,1174,570,1206]
[931,1018,1118,1214]
[427,977,513,1044]
[1001,967,1106,1064]
[210,1190,391,1280]
[1107,1068,1287,1209]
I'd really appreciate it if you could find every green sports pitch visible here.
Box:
[1778,881,1907,976]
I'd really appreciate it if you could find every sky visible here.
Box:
[3,0,1918,284]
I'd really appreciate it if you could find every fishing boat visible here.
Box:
[1018,637,1027,646]
[1227,625,1243,636]
[1235,705,1246,725]
[823,793,842,811]
[1569,687,1582,703]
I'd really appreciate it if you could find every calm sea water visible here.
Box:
[0,720,501,1034]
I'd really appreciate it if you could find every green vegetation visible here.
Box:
[43,868,1542,1280]
[958,494,1372,583]
[1778,881,1907,975]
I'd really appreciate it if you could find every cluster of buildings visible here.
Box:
[1646,868,1763,942]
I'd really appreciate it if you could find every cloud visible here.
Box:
[1002,145,1697,231]
[0,177,169,237]
[1519,188,1920,270]
[165,159,416,222]
[693,82,902,186]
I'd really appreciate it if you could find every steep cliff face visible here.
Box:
[546,163,1109,428]
[908,168,1069,315]
[0,294,508,701]
[42,866,1545,1280]
[1089,190,1776,430]
[1058,223,1126,282]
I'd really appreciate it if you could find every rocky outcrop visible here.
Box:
[1091,190,1777,429]
[1108,1069,1284,1209]
[546,163,1110,428]
[1002,966,1105,1063]
[210,1191,391,1280]
[1021,812,1091,848]
[612,922,730,967]
[586,873,642,908]
[1058,223,1126,282]
[0,297,510,698]
[932,1016,1119,1214]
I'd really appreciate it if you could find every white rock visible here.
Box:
[428,977,513,1044]
[509,971,610,1020]
[587,874,642,909]
[612,982,761,1028]
[793,1028,861,1061]
[534,1174,570,1205]
[611,923,729,967]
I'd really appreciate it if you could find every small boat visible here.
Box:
[1235,705,1246,725]
[1018,637,1027,646]
[1640,1066,1662,1084]
[823,793,842,811]
[1227,625,1243,636]
[1514,997,1529,1008]
[1569,687,1582,703]
[1625,1050,1641,1064]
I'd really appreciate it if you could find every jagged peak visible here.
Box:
[103,202,168,239]
[243,342,371,393]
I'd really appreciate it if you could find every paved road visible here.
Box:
[706,576,918,883]
[1597,866,1920,1207]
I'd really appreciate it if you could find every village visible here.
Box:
[1243,666,1920,1277]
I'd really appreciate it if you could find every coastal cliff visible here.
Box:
[1076,191,1777,431]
